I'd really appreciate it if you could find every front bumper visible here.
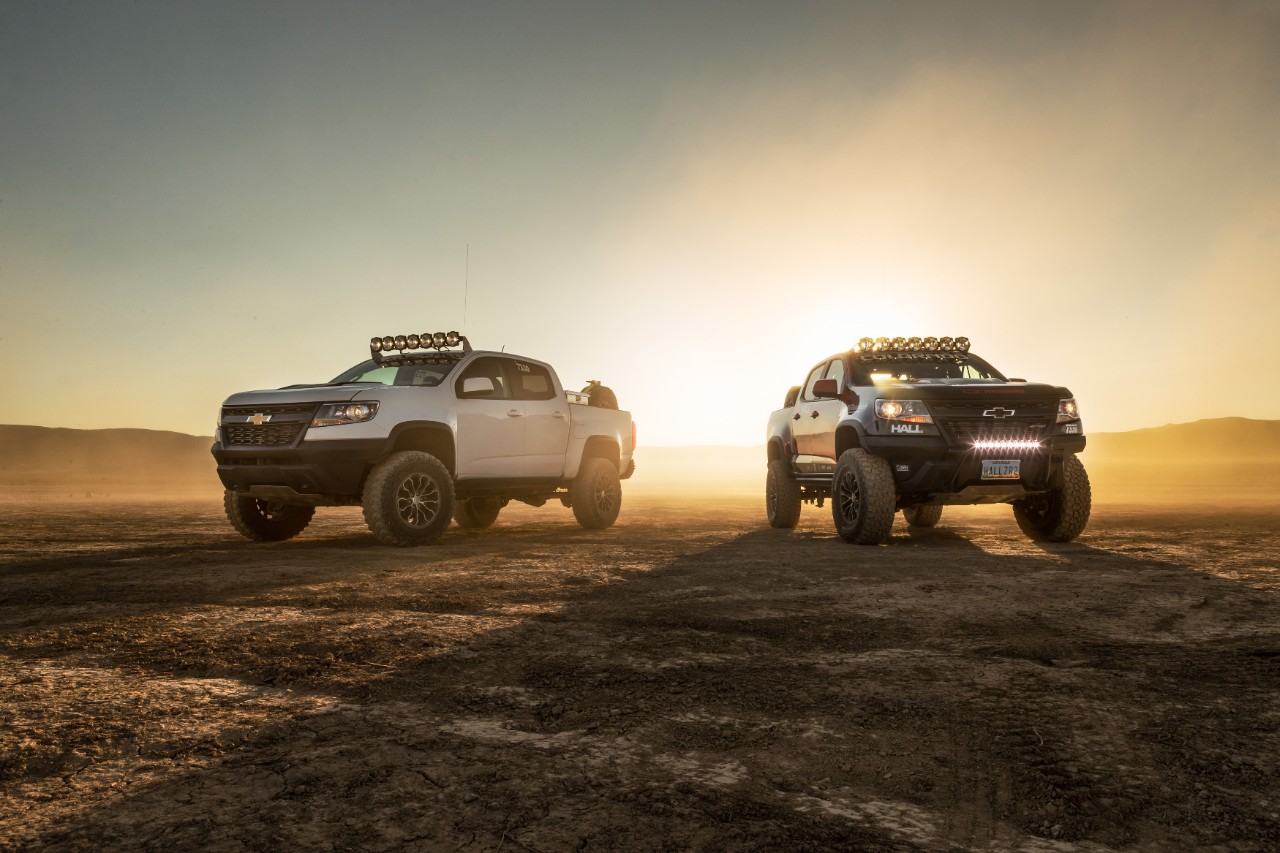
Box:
[863,434,1086,498]
[211,438,392,499]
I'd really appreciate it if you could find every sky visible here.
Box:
[2,0,1277,446]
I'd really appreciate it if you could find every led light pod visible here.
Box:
[906,336,922,350]
[407,334,421,349]
[446,330,461,346]
[393,335,407,350]
[432,331,447,347]
[954,336,970,352]
[381,336,395,350]
[370,337,384,351]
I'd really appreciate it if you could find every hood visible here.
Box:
[221,384,374,408]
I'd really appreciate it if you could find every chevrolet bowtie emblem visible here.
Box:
[247,413,272,426]
[982,407,1016,418]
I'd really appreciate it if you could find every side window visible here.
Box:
[801,364,826,401]
[455,357,511,400]
[823,358,846,390]
[510,360,556,401]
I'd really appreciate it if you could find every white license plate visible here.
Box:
[981,459,1021,480]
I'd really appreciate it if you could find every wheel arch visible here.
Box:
[387,422,457,475]
[581,435,621,472]
[835,422,866,459]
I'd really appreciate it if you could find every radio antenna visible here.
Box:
[463,243,470,329]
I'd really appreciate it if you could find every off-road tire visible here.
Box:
[766,460,802,528]
[454,497,504,529]
[223,490,314,542]
[1012,454,1091,542]
[903,504,943,528]
[570,457,622,529]
[362,451,455,546]
[831,449,897,545]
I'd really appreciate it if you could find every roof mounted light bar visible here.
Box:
[852,336,971,362]
[370,330,471,365]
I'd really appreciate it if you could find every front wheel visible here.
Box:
[1012,454,1091,542]
[765,460,802,528]
[362,451,455,546]
[454,497,504,529]
[570,458,622,529]
[831,449,897,544]
[224,490,314,541]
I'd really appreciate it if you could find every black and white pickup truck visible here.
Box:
[765,336,1089,544]
[212,332,635,546]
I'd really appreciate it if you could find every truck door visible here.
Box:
[510,358,570,477]
[808,357,847,466]
[453,357,525,478]
[794,359,844,473]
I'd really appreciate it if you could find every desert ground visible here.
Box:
[1,491,1278,852]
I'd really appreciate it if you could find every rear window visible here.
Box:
[511,361,556,400]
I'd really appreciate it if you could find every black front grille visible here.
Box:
[222,422,306,447]
[938,418,1049,447]
[222,404,318,418]
[929,399,1055,419]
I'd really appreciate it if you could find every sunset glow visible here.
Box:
[1,1,1277,446]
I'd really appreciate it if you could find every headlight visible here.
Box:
[875,399,933,424]
[312,401,380,427]
[1057,398,1080,423]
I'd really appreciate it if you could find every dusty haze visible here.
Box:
[3,419,1278,507]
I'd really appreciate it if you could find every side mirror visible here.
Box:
[461,377,496,396]
[813,378,839,399]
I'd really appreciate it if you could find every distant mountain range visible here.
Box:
[1,418,1278,494]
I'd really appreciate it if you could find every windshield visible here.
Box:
[853,353,1006,384]
[329,358,458,387]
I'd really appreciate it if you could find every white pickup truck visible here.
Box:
[211,332,635,546]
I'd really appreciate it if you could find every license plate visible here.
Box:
[981,459,1020,480]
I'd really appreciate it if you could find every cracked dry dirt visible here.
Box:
[0,494,1278,852]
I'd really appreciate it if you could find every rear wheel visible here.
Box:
[1012,454,1091,542]
[362,451,455,546]
[765,460,802,528]
[903,504,943,528]
[454,497,504,529]
[223,490,314,542]
[570,457,622,529]
[831,449,896,544]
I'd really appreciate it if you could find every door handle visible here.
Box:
[793,413,801,421]
[810,410,821,419]
[552,411,566,419]
[507,409,524,417]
